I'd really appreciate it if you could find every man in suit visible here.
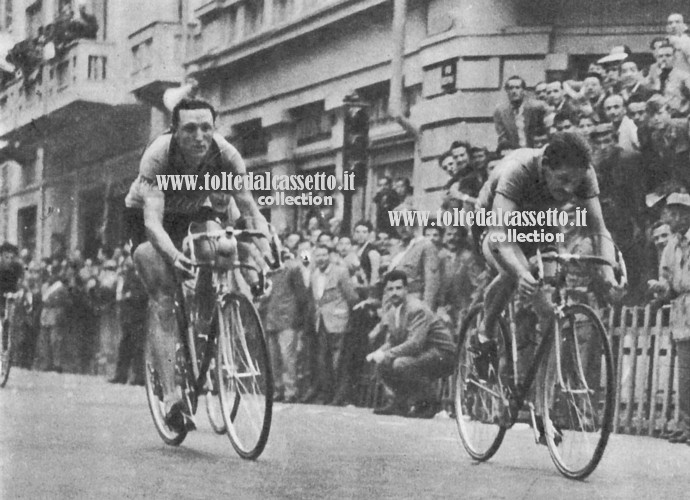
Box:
[366,270,456,418]
[265,247,310,403]
[305,244,359,404]
[493,75,548,150]
[387,209,441,310]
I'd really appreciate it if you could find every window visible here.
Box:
[131,39,152,75]
[56,60,69,88]
[4,0,13,29]
[22,154,37,187]
[57,0,72,18]
[244,0,264,36]
[358,82,421,125]
[274,0,294,23]
[231,119,268,158]
[88,55,107,80]
[25,1,42,38]
[17,205,38,253]
[293,101,332,146]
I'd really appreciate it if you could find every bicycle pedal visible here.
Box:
[182,412,197,432]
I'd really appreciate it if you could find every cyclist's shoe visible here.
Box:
[469,336,498,381]
[165,401,196,433]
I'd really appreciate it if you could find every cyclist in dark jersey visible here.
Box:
[474,132,621,352]
[125,99,272,430]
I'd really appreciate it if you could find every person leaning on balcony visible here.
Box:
[648,192,690,445]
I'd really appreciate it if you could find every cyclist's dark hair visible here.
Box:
[354,220,373,232]
[544,132,591,171]
[171,98,217,130]
[383,269,408,287]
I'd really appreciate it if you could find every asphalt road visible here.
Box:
[1,369,688,499]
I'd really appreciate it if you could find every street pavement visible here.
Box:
[1,369,689,499]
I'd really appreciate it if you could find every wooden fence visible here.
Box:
[355,304,681,437]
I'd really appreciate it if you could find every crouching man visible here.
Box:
[366,270,456,418]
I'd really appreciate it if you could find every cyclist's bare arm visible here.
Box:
[139,184,195,277]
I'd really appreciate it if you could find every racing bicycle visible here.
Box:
[454,246,626,480]
[144,222,281,460]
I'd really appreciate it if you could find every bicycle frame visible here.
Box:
[180,227,271,397]
[501,247,624,426]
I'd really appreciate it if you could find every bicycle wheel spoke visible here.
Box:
[217,295,272,460]
[454,306,509,461]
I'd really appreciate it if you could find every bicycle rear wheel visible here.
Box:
[0,317,11,388]
[144,336,188,446]
[216,293,273,460]
[454,304,512,461]
[541,303,615,480]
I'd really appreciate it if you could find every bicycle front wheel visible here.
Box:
[454,304,512,462]
[205,357,227,435]
[216,293,273,460]
[0,317,11,388]
[541,303,615,480]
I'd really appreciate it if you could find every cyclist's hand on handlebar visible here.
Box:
[517,270,540,298]
[173,252,196,281]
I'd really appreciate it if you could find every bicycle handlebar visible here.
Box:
[536,249,628,288]
[186,226,283,270]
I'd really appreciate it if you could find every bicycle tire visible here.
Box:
[205,357,227,435]
[541,303,615,480]
[216,293,273,460]
[0,317,11,388]
[144,335,188,446]
[454,304,512,462]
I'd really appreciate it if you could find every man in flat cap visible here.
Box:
[649,192,690,445]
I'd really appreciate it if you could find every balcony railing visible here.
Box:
[0,39,124,137]
[129,21,189,95]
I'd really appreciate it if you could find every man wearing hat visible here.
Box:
[597,45,632,97]
[648,192,690,444]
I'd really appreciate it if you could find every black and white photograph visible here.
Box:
[1,0,689,497]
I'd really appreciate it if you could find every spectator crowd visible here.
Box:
[1,12,690,436]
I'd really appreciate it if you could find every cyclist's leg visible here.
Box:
[480,233,520,340]
[133,242,182,413]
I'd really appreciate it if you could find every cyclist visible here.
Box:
[124,98,272,432]
[471,132,622,428]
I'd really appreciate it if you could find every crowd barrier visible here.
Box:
[355,304,681,436]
